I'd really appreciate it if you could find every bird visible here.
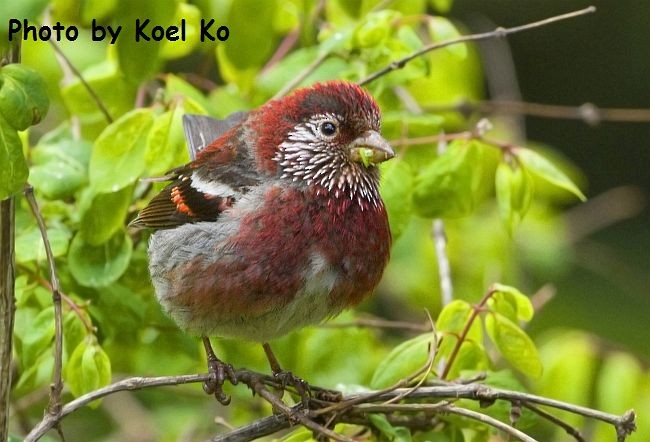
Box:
[129,81,394,404]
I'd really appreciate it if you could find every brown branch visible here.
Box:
[358,6,596,86]
[390,131,472,147]
[209,413,291,442]
[524,403,585,442]
[219,382,635,441]
[254,384,352,442]
[0,198,16,442]
[0,40,20,442]
[431,99,650,126]
[24,368,636,442]
[23,186,65,424]
[357,402,538,442]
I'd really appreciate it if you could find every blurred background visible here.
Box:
[451,0,650,354]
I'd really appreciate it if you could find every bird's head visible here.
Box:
[252,81,394,206]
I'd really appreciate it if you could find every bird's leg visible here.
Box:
[202,336,237,405]
[262,342,310,406]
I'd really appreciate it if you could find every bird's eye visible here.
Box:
[319,121,338,137]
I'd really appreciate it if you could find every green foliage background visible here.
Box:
[2,0,648,441]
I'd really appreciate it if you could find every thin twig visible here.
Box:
[358,6,596,86]
[209,413,291,442]
[25,374,212,442]
[261,28,301,74]
[23,186,64,422]
[357,403,538,442]
[254,385,353,442]
[47,39,113,124]
[440,287,496,380]
[433,135,454,306]
[0,40,20,442]
[390,131,472,147]
[17,264,94,333]
[42,10,81,140]
[273,51,330,99]
[431,99,650,125]
[524,403,585,442]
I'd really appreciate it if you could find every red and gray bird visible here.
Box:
[130,81,394,403]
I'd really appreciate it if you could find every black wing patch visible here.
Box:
[129,172,234,230]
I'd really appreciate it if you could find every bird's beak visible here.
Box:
[348,130,394,166]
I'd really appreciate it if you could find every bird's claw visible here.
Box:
[203,358,238,405]
[273,370,311,407]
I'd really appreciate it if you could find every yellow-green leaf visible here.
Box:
[371,332,435,388]
[485,312,542,379]
[89,108,154,193]
[515,147,586,201]
[495,159,533,233]
[0,115,28,199]
[492,283,534,322]
[0,64,49,130]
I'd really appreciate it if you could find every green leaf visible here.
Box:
[89,108,154,193]
[436,300,482,343]
[64,335,112,404]
[380,159,414,240]
[369,414,413,442]
[160,3,202,59]
[144,103,193,176]
[61,60,136,130]
[596,353,641,415]
[15,225,71,263]
[352,11,396,49]
[115,0,176,82]
[68,230,133,287]
[29,137,91,200]
[164,74,212,114]
[495,159,533,233]
[0,115,28,199]
[412,140,483,218]
[63,309,90,361]
[371,332,435,388]
[492,283,534,322]
[430,0,454,13]
[257,47,348,95]
[14,346,54,395]
[439,340,490,381]
[79,185,134,245]
[0,64,49,130]
[515,147,586,201]
[14,306,55,368]
[485,313,542,379]
[217,0,277,88]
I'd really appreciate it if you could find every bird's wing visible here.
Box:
[183,112,248,160]
[129,112,260,231]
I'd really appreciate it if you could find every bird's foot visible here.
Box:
[273,370,311,407]
[203,357,238,405]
